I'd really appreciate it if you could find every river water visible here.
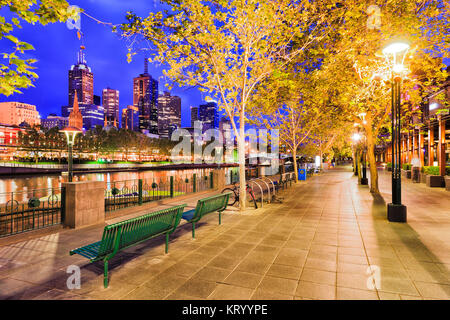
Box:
[0,167,240,203]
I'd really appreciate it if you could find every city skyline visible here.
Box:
[0,0,209,128]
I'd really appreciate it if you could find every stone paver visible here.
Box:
[0,166,449,300]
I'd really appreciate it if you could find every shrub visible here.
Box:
[386,162,392,169]
[423,166,440,175]
[402,163,411,171]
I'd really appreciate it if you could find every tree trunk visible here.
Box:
[238,109,246,210]
[366,125,379,194]
[293,148,298,182]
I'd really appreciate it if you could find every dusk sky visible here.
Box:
[0,0,209,128]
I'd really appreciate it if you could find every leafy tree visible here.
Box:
[0,0,75,95]
[119,0,341,209]
[312,0,449,194]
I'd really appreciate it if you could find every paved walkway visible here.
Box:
[0,166,449,300]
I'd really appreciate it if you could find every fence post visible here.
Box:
[210,172,214,189]
[61,187,66,224]
[193,174,197,193]
[170,176,174,198]
[138,179,143,205]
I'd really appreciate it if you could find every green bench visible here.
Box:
[181,193,231,238]
[69,204,186,288]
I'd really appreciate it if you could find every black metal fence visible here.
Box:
[0,187,64,237]
[104,172,214,214]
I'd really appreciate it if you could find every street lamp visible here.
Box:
[352,133,361,176]
[61,126,82,182]
[382,40,409,223]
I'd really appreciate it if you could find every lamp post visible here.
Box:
[357,113,368,185]
[61,126,82,182]
[352,132,361,179]
[382,41,409,223]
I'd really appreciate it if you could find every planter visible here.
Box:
[401,170,411,179]
[445,177,450,191]
[387,167,392,172]
[426,175,445,188]
[419,172,427,184]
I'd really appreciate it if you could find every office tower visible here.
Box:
[198,101,219,132]
[122,105,139,131]
[133,58,158,134]
[0,102,41,127]
[66,45,94,117]
[102,88,119,128]
[157,91,181,138]
[190,106,199,127]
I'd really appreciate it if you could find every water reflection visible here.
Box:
[0,167,240,195]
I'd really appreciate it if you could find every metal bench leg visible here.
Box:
[219,212,222,225]
[165,233,169,254]
[104,259,109,288]
[192,222,195,238]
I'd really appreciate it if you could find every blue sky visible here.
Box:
[0,0,205,127]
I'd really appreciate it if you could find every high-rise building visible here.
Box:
[157,91,181,138]
[65,45,94,117]
[190,106,199,127]
[83,103,104,130]
[0,102,41,127]
[102,88,119,128]
[41,114,69,130]
[94,95,101,107]
[198,101,219,132]
[133,58,158,134]
[122,105,139,131]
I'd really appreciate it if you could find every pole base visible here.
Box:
[387,203,407,223]
[360,178,368,185]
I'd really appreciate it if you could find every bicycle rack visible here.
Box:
[259,177,276,199]
[253,178,272,204]
[248,179,265,207]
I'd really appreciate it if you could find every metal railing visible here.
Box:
[104,173,214,214]
[0,187,64,237]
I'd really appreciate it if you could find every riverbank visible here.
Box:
[0,162,240,176]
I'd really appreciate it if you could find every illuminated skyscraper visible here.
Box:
[102,88,119,127]
[64,45,94,117]
[122,105,139,131]
[157,91,181,138]
[133,58,158,135]
[199,101,219,132]
[190,106,199,127]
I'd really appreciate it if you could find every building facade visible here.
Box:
[157,91,181,139]
[133,59,158,135]
[198,101,219,132]
[102,88,119,128]
[190,106,199,128]
[68,90,83,130]
[384,72,449,177]
[41,114,69,130]
[0,102,40,127]
[122,105,139,131]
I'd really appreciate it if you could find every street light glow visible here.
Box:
[352,133,361,142]
[382,42,410,55]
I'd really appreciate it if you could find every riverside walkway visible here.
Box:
[0,166,449,300]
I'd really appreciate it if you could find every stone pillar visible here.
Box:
[213,169,226,190]
[62,181,106,229]
[428,123,434,166]
[438,116,446,176]
[419,131,425,167]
